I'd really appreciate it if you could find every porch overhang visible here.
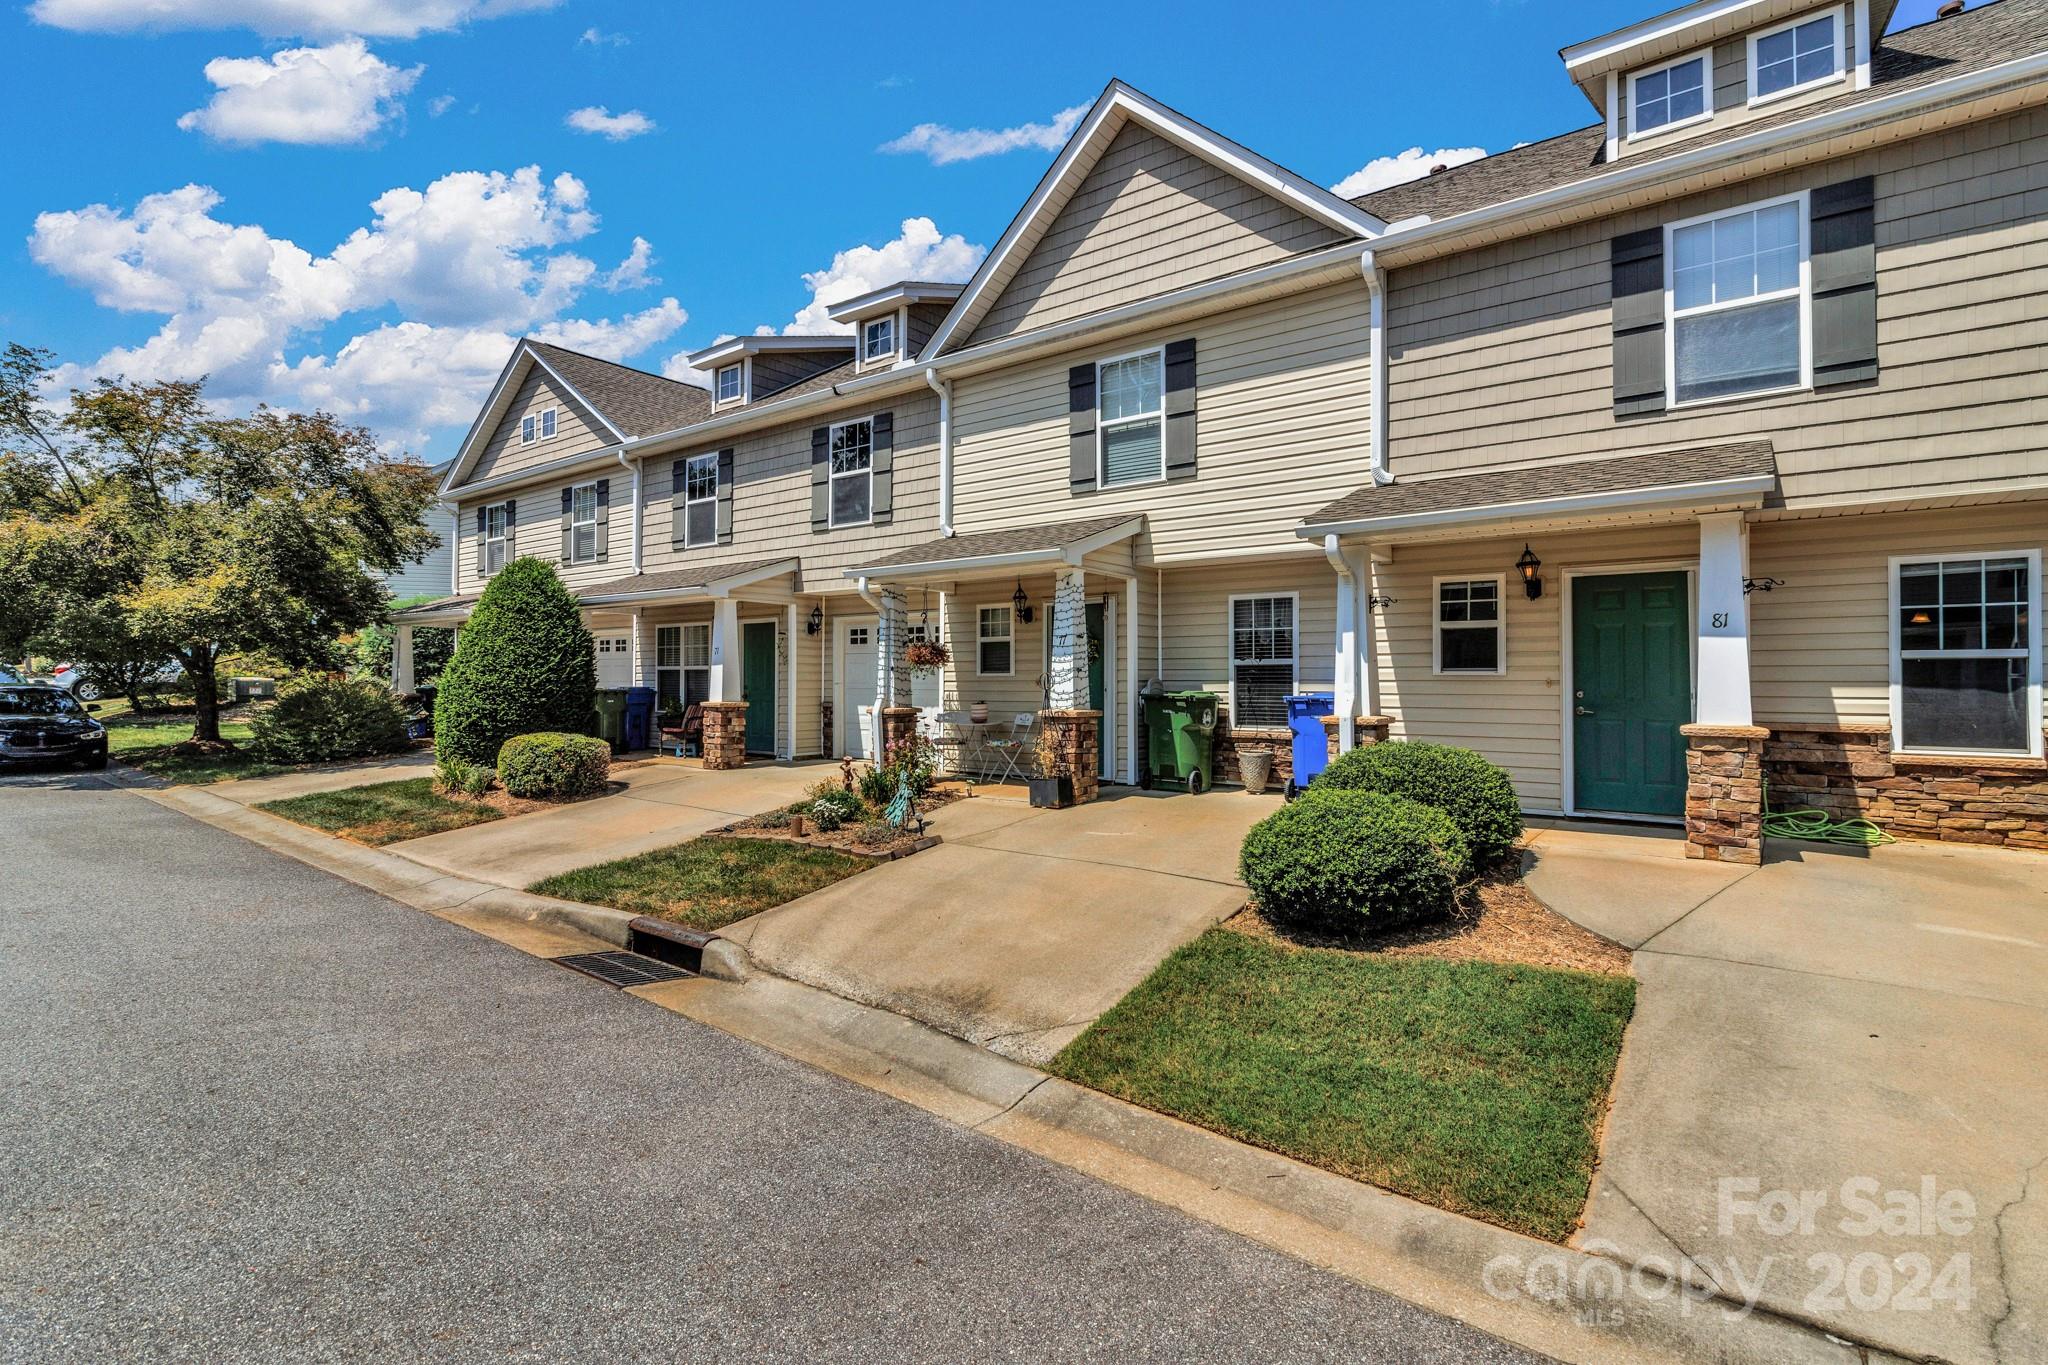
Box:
[389,593,478,627]
[1296,442,1778,542]
[576,556,802,606]
[845,514,1144,583]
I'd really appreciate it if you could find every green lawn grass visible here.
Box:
[1049,927,1637,1241]
[103,711,286,785]
[529,835,872,932]
[257,777,503,846]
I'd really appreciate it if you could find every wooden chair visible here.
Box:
[660,703,703,758]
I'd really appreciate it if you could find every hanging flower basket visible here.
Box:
[904,639,951,673]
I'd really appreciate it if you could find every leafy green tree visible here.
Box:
[0,345,439,743]
[353,597,455,687]
[433,558,596,766]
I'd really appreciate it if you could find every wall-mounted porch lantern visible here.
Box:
[806,604,823,636]
[1012,580,1034,624]
[1515,544,1544,601]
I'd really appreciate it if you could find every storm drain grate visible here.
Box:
[552,951,692,988]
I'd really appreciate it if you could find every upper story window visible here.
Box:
[715,364,743,403]
[520,408,557,445]
[828,418,873,527]
[568,482,598,563]
[862,315,897,363]
[683,452,718,548]
[1749,9,1842,105]
[1435,577,1506,675]
[1629,50,1711,138]
[1666,194,1808,406]
[1894,553,2040,756]
[483,502,509,575]
[1098,349,1164,488]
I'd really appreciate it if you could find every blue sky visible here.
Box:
[2,0,1959,458]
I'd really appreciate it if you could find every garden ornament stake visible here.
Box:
[885,766,915,829]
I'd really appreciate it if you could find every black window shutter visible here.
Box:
[560,487,573,563]
[670,459,687,548]
[1163,339,1197,480]
[810,426,830,531]
[502,498,515,556]
[1810,176,1878,388]
[870,413,894,525]
[594,478,610,561]
[475,506,486,577]
[716,448,735,544]
[1611,226,1666,417]
[1068,365,1097,493]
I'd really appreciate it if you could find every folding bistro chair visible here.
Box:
[983,712,1037,785]
[930,711,974,776]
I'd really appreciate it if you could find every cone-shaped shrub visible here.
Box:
[433,558,596,766]
[1314,740,1523,866]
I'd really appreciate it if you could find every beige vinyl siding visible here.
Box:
[965,121,1343,347]
[952,283,1372,563]
[1159,557,1336,729]
[453,479,628,597]
[467,371,609,483]
[613,600,811,758]
[1617,3,1853,153]
[637,391,942,589]
[1387,106,2048,508]
[1748,501,2048,731]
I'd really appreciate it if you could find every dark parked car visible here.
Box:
[0,684,109,770]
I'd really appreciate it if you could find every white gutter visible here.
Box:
[1359,248,1393,487]
[1322,534,1359,752]
[616,449,641,573]
[1297,471,1777,540]
[925,368,954,537]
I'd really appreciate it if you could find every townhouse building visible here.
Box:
[397,0,2048,860]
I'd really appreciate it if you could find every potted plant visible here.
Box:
[1240,746,1275,795]
[904,637,951,673]
[1026,729,1073,809]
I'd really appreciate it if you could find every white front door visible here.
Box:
[840,620,878,760]
[595,633,632,689]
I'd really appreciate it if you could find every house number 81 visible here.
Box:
[1711,612,1729,628]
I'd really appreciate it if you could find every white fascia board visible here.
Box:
[923,80,1386,358]
[1296,473,1777,539]
[706,557,802,596]
[684,335,857,368]
[441,344,536,492]
[1060,518,1147,564]
[825,282,965,324]
[445,442,627,500]
[1564,0,1780,75]
[842,546,1067,582]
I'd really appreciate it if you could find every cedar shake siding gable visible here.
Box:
[963,122,1347,349]
[466,370,609,484]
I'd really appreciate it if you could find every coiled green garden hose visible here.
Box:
[1761,779,1895,847]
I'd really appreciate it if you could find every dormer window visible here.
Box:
[715,364,743,403]
[1629,50,1710,138]
[861,315,897,363]
[520,408,557,445]
[1749,9,1843,105]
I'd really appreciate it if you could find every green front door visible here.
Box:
[742,622,777,755]
[1572,571,1690,816]
[1085,602,1106,712]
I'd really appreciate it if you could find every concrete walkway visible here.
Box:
[201,748,436,805]
[722,786,1281,1065]
[1528,824,2048,1364]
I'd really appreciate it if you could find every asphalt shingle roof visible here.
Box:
[1301,442,1778,528]
[1353,0,2046,225]
[855,514,1144,574]
[526,341,712,439]
[576,557,800,598]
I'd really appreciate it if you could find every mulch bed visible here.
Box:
[1229,862,1632,977]
[719,786,964,859]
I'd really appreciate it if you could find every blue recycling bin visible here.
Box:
[624,686,658,752]
[1286,693,1336,793]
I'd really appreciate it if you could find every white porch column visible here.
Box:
[1363,547,1389,720]
[707,594,741,701]
[875,586,910,709]
[1046,567,1090,710]
[1696,512,1753,725]
[1327,538,1359,751]
[629,608,650,687]
[784,602,798,762]
[391,624,415,695]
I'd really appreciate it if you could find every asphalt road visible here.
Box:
[0,771,1535,1363]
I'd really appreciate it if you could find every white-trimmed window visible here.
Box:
[1666,193,1808,407]
[1629,49,1711,138]
[1229,595,1296,729]
[683,453,718,548]
[1098,349,1164,488]
[521,408,557,445]
[829,418,873,527]
[1892,552,2041,756]
[1434,576,1506,675]
[977,605,1014,677]
[1749,8,1844,105]
[483,502,509,575]
[862,315,897,363]
[656,623,712,712]
[569,482,598,564]
[716,364,743,403]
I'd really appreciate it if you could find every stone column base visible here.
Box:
[1038,709,1102,804]
[700,701,749,770]
[1321,714,1394,763]
[878,706,921,763]
[1681,723,1770,864]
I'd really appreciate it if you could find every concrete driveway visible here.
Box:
[722,787,1280,1065]
[1527,824,2047,1364]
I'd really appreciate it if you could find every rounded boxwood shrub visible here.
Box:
[1238,789,1469,936]
[433,558,596,766]
[1314,740,1523,866]
[497,732,611,801]
[248,677,412,765]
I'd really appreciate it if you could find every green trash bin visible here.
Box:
[593,688,628,754]
[1141,690,1218,794]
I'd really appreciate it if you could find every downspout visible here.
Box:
[855,575,891,756]
[925,368,954,537]
[615,449,641,573]
[1359,247,1393,486]
[440,502,459,595]
[1322,534,1358,752]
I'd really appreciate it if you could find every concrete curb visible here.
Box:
[132,778,1868,1365]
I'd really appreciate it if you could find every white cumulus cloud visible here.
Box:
[879,102,1087,165]
[565,105,654,141]
[1329,145,1488,200]
[427,93,456,116]
[29,0,559,40]
[601,236,656,291]
[780,217,983,334]
[176,38,421,145]
[578,25,627,46]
